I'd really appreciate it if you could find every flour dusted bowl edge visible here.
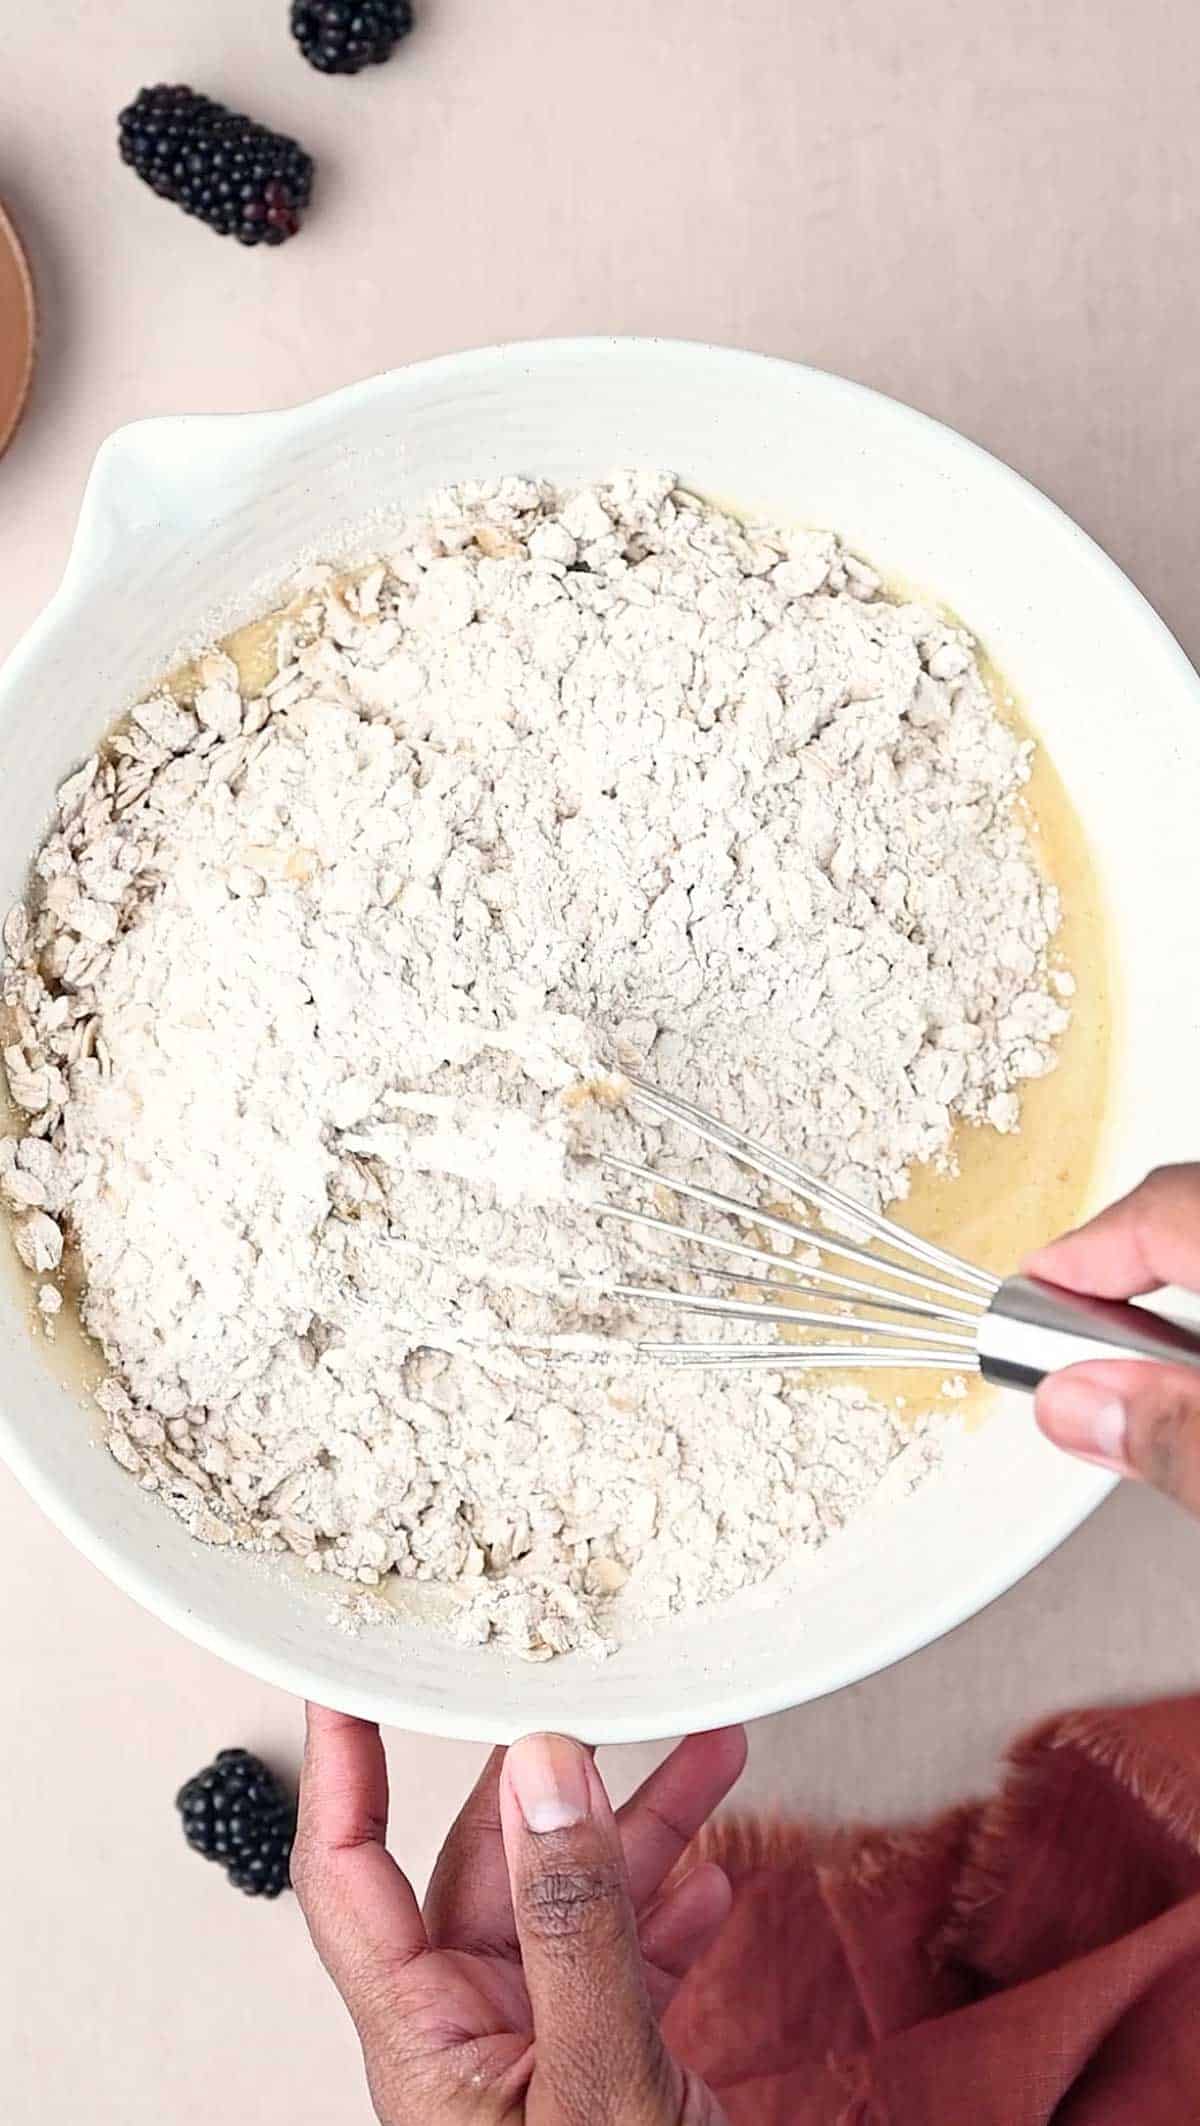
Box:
[1,339,1198,1743]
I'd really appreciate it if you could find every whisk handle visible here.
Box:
[978,1275,1200,1395]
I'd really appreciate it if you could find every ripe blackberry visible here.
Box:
[118,87,314,245]
[176,1748,295,1898]
[291,1,415,75]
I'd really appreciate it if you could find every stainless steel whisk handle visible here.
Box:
[977,1276,1200,1395]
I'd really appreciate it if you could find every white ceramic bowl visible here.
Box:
[3,340,1199,1742]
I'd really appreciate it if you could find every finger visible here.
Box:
[1023,1164,1200,1300]
[427,1729,747,1954]
[292,1705,426,2003]
[1036,1359,1200,1514]
[423,1746,515,1951]
[618,1727,747,1909]
[639,1862,732,1983]
[500,1733,681,2122]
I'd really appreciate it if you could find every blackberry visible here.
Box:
[291,1,415,75]
[118,87,313,246]
[176,1748,295,1898]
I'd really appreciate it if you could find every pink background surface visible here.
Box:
[2,2,1199,2118]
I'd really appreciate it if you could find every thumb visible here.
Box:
[1036,1360,1200,1514]
[499,1733,680,2124]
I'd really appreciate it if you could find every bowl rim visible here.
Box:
[9,333,1193,1739]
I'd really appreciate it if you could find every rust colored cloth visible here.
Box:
[664,1699,1200,2122]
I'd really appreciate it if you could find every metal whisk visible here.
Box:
[587,1078,1200,1394]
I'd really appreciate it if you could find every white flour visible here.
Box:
[1,473,1068,1659]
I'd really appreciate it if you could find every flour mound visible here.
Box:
[1,473,1066,1659]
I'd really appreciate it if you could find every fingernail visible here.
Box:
[507,1733,591,1833]
[1040,1380,1129,1469]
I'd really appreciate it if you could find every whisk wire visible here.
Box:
[608,1279,978,1348]
[596,1151,985,1312]
[642,1342,980,1372]
[625,1077,998,1297]
[676,1261,979,1325]
[570,1077,1014,1371]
